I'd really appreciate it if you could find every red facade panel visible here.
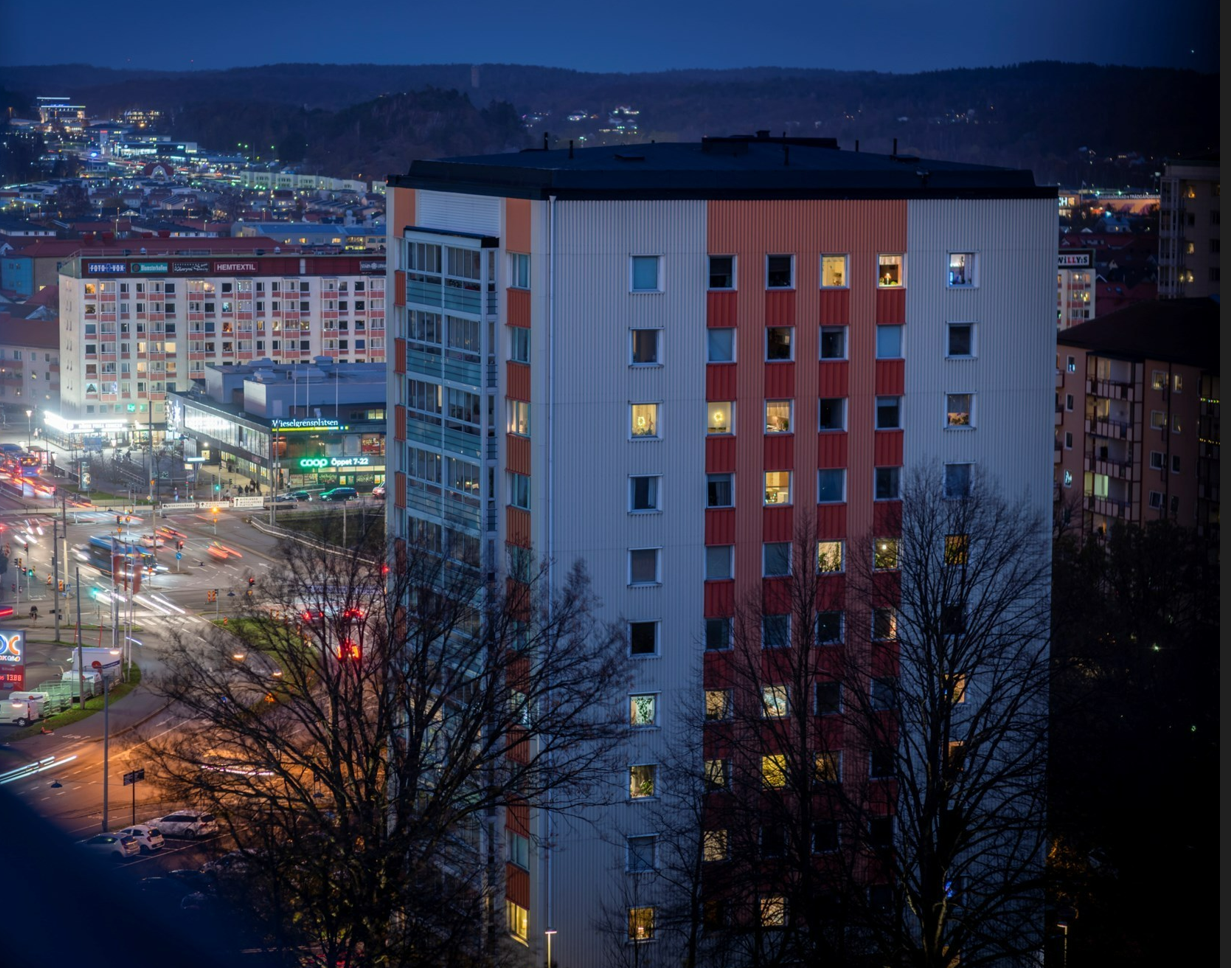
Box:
[764,363,795,399]
[762,506,794,542]
[816,503,847,539]
[506,507,532,548]
[873,500,902,536]
[875,359,905,396]
[506,865,530,908]
[817,432,848,468]
[818,361,849,398]
[394,337,406,376]
[393,471,406,509]
[707,363,738,401]
[394,270,406,308]
[394,404,406,443]
[707,290,738,327]
[507,361,531,402]
[705,508,736,545]
[873,430,904,466]
[763,434,794,471]
[764,290,796,326]
[818,289,850,325]
[507,434,531,476]
[704,580,735,617]
[875,288,907,324]
[507,288,531,328]
[706,435,737,473]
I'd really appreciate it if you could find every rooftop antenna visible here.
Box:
[568,140,574,159]
[543,132,549,151]
[855,140,860,153]
[893,137,898,157]
[783,145,790,167]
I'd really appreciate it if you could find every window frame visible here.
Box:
[947,321,975,359]
[875,324,904,360]
[947,251,978,288]
[820,325,848,360]
[708,255,736,291]
[629,328,661,367]
[705,544,734,582]
[876,396,903,430]
[629,620,659,658]
[706,472,734,509]
[766,254,795,290]
[706,327,736,363]
[764,470,792,506]
[508,252,531,290]
[944,462,974,500]
[630,255,663,293]
[626,834,658,873]
[816,610,844,645]
[874,466,901,501]
[629,694,659,729]
[877,253,906,289]
[765,399,793,434]
[945,392,974,429]
[817,467,846,504]
[707,400,734,436]
[629,764,658,800]
[820,253,849,289]
[630,402,660,440]
[817,540,845,574]
[819,397,847,432]
[629,475,662,514]
[816,680,842,716]
[762,541,792,578]
[628,548,662,586]
[765,326,794,362]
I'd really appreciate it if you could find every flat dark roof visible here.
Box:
[1058,297,1220,372]
[389,135,1053,202]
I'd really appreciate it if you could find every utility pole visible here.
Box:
[99,666,110,833]
[76,565,84,706]
[52,518,60,643]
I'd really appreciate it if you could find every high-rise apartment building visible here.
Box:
[55,251,386,445]
[1057,247,1096,328]
[386,134,1056,965]
[1158,157,1220,299]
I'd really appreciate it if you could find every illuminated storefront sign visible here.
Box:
[0,629,23,690]
[171,261,210,274]
[85,262,126,275]
[1058,249,1095,269]
[359,260,385,273]
[298,456,372,469]
[133,261,169,274]
[271,418,343,432]
[214,261,258,273]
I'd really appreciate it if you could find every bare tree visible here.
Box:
[145,535,625,968]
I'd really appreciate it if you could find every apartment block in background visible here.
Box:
[1158,157,1220,299]
[386,134,1056,966]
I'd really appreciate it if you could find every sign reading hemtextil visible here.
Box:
[214,261,258,273]
[85,262,126,275]
[298,455,371,469]
[1058,249,1096,269]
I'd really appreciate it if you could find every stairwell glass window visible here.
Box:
[876,396,902,430]
[820,326,847,359]
[630,475,661,513]
[707,473,734,508]
[629,549,660,586]
[948,252,976,287]
[818,468,846,504]
[876,325,903,359]
[707,328,735,363]
[708,401,733,435]
[630,256,662,292]
[821,254,848,288]
[947,323,974,358]
[946,393,973,427]
[509,252,530,289]
[631,403,659,439]
[631,329,660,366]
[766,255,794,289]
[709,255,735,290]
[878,254,905,287]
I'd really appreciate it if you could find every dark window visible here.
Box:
[875,466,901,500]
[820,327,846,359]
[816,611,843,645]
[816,681,841,715]
[870,674,897,708]
[631,329,660,365]
[629,622,657,656]
[819,398,845,431]
[869,817,894,850]
[870,747,896,778]
[766,327,793,361]
[761,826,786,858]
[947,323,973,357]
[705,618,731,651]
[709,256,735,289]
[707,473,733,508]
[812,822,839,853]
[763,614,790,649]
[767,255,793,289]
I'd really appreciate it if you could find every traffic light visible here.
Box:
[214,483,221,493]
[177,540,185,551]
[2,544,9,557]
[247,576,255,588]
[58,580,65,592]
[23,542,28,554]
[14,557,21,570]
[26,568,34,578]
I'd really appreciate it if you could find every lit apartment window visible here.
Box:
[1150,410,1167,429]
[629,694,657,728]
[873,537,899,570]
[506,900,529,942]
[629,765,657,799]
[945,673,969,704]
[631,256,662,292]
[705,758,729,790]
[629,549,661,586]
[764,471,792,505]
[629,621,658,657]
[817,541,844,573]
[872,609,898,643]
[820,326,847,359]
[709,255,735,290]
[705,689,732,721]
[876,396,902,430]
[814,751,841,784]
[1174,373,1183,393]
[707,328,735,362]
[703,830,729,862]
[631,403,659,438]
[818,468,846,504]
[628,907,655,942]
[944,534,970,566]
[876,325,903,359]
[629,475,661,512]
[944,462,973,499]
[708,401,733,435]
[1063,470,1073,488]
[878,254,905,287]
[706,473,734,508]
[761,895,787,928]
[1151,371,1168,391]
[819,398,846,431]
[948,252,976,287]
[766,255,794,289]
[763,541,792,577]
[631,329,660,365]
[1172,415,1182,434]
[705,545,734,581]
[946,393,973,427]
[762,754,788,788]
[816,681,842,715]
[765,400,793,433]
[627,835,657,872]
[705,618,731,652]
[817,611,844,645]
[508,400,530,436]
[762,684,789,718]
[820,254,848,288]
[509,252,530,289]
[766,327,793,361]
[875,466,901,500]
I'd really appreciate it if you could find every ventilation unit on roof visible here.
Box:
[614,153,645,162]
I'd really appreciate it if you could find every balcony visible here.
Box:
[1087,418,1133,441]
[1087,379,1136,401]
[1083,456,1138,482]
[1086,495,1137,522]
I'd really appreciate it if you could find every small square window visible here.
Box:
[944,534,970,566]
[948,252,976,287]
[631,403,659,438]
[762,754,788,788]
[1151,371,1167,391]
[630,475,660,512]
[707,328,735,364]
[873,537,899,571]
[767,255,794,289]
[628,907,655,942]
[1148,490,1164,510]
[878,254,904,288]
[876,325,903,359]
[630,694,657,728]
[629,621,658,656]
[709,256,735,290]
[817,540,844,573]
[872,610,897,642]
[760,895,787,928]
[763,541,792,577]
[946,393,973,428]
[944,463,973,499]
[705,617,731,651]
[631,256,661,292]
[816,681,841,715]
[819,398,846,431]
[707,473,734,508]
[820,326,847,360]
[705,545,734,581]
[876,397,902,430]
[631,329,660,365]
[762,685,789,719]
[765,400,793,433]
[629,549,660,585]
[703,830,729,861]
[814,751,841,784]
[818,468,846,504]
[707,401,733,435]
[817,611,844,645]
[705,758,729,789]
[948,323,974,357]
[766,327,794,361]
[875,467,901,500]
[820,254,848,288]
[813,822,839,853]
[705,690,732,721]
[764,471,792,505]
[870,747,897,778]
[627,835,656,872]
[763,614,790,649]
[1149,451,1165,470]
[629,764,657,799]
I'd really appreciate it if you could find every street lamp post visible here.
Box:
[25,409,32,451]
[545,928,557,968]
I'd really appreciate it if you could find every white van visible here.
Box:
[3,692,49,726]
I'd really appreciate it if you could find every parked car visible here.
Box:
[319,487,357,502]
[273,493,299,503]
[80,833,140,859]
[117,824,165,852]
[371,484,386,499]
[149,810,218,839]
[137,876,194,900]
[164,869,216,893]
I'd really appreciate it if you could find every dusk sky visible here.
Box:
[0,0,1219,74]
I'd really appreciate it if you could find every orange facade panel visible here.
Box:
[506,197,531,252]
[875,359,905,396]
[394,337,406,376]
[507,361,531,402]
[394,269,406,308]
[394,405,406,443]
[764,289,796,326]
[763,434,794,471]
[874,430,904,466]
[506,865,530,908]
[506,507,532,548]
[507,288,531,328]
[818,289,850,325]
[764,362,795,399]
[816,502,847,540]
[393,471,406,509]
[704,580,736,617]
[818,360,849,398]
[875,288,907,324]
[706,435,737,473]
[507,434,531,476]
[707,363,738,401]
[817,432,848,468]
[707,290,738,327]
[705,508,736,545]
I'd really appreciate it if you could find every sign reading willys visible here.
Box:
[1058,249,1096,269]
[171,261,210,274]
[214,261,258,273]
[85,262,127,275]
